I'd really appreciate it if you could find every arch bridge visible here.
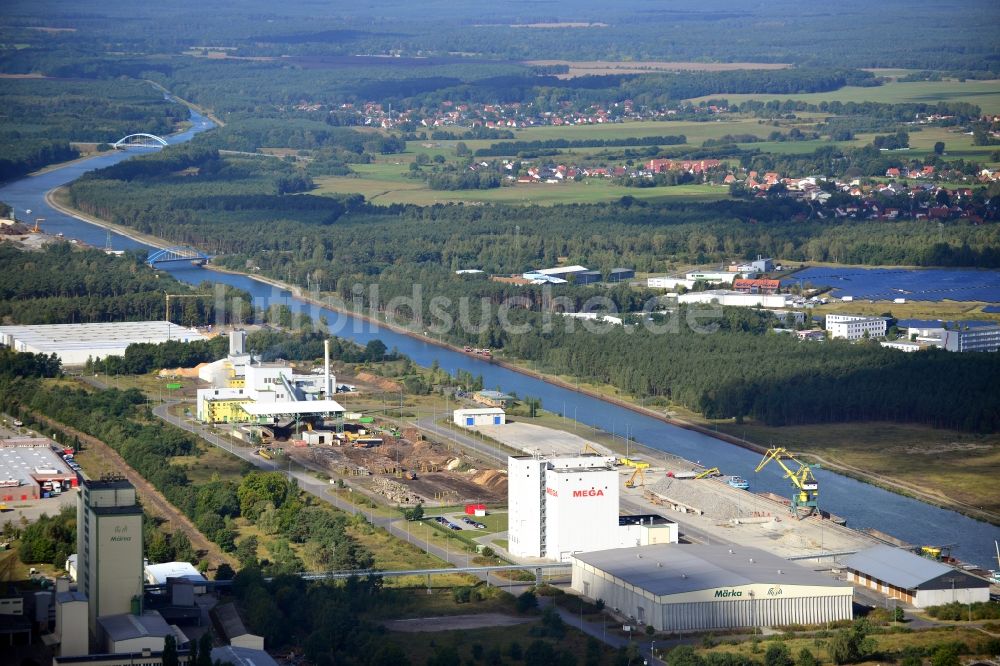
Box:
[113,133,169,150]
[146,246,210,266]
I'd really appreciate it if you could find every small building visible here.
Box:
[98,611,173,653]
[472,390,512,408]
[301,430,336,446]
[825,314,887,340]
[769,310,806,326]
[685,271,737,285]
[571,544,853,631]
[796,330,826,342]
[751,257,774,273]
[522,265,591,282]
[880,341,923,352]
[144,561,208,592]
[211,602,264,651]
[54,590,88,657]
[616,515,679,548]
[453,408,506,427]
[734,278,780,294]
[607,268,635,283]
[840,545,991,608]
[647,276,694,290]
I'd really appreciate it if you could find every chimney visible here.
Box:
[324,339,331,397]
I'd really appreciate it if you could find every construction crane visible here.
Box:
[625,467,646,488]
[754,447,819,519]
[694,467,721,479]
[617,457,649,470]
[31,217,44,233]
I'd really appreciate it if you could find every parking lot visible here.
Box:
[432,514,487,532]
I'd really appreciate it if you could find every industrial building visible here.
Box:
[508,455,677,561]
[453,408,506,427]
[685,270,737,285]
[571,544,853,631]
[0,321,206,366]
[941,324,1000,352]
[97,611,173,654]
[770,310,806,326]
[825,314,888,340]
[522,265,591,283]
[734,278,780,294]
[608,268,635,283]
[196,335,345,425]
[143,562,208,590]
[0,438,77,501]
[678,290,789,308]
[840,545,991,608]
[77,475,144,636]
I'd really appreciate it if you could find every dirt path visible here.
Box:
[384,613,535,632]
[27,410,237,571]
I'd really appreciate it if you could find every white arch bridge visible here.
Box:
[113,133,169,150]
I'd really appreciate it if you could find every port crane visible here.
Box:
[754,447,819,519]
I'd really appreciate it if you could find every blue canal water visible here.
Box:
[783,266,1000,303]
[2,108,997,568]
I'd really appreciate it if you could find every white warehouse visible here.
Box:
[0,321,206,366]
[453,408,506,427]
[508,455,677,561]
[572,544,853,631]
[841,545,990,608]
[678,290,789,308]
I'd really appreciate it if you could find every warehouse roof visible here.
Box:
[573,544,849,596]
[531,265,589,276]
[98,611,172,642]
[144,561,207,585]
[211,646,279,666]
[0,321,205,356]
[0,440,73,488]
[841,545,982,590]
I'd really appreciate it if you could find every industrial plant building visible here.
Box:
[0,320,206,365]
[76,475,144,636]
[840,545,991,608]
[571,544,853,631]
[507,455,677,561]
[941,324,1000,352]
[826,314,888,340]
[196,332,345,425]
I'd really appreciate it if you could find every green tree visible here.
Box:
[765,643,794,666]
[197,632,213,666]
[162,635,178,666]
[215,563,235,580]
[516,590,538,613]
[930,643,961,666]
[933,141,945,155]
[797,648,819,666]
[828,620,876,665]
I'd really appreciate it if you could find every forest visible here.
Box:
[0,243,252,326]
[0,78,187,181]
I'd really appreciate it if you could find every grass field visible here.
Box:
[708,419,1000,516]
[686,78,1000,115]
[813,299,1000,323]
[698,625,993,664]
[313,162,728,206]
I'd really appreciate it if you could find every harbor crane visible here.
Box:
[754,447,819,519]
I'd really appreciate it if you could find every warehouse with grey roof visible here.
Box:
[571,544,852,631]
[840,545,990,608]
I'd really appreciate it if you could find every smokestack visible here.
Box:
[324,339,331,397]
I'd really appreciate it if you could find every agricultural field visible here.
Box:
[687,78,1000,115]
[524,59,792,78]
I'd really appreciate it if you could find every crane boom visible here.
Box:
[755,447,819,519]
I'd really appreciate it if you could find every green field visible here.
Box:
[313,162,728,205]
[687,78,1000,115]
